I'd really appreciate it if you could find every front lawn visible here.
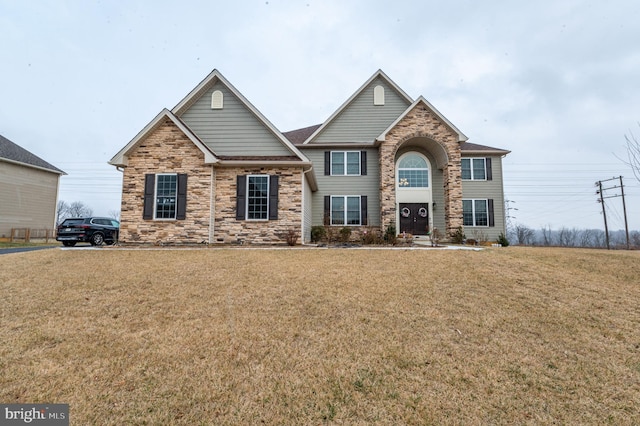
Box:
[1,247,639,424]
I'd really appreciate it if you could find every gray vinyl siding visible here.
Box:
[302,174,313,243]
[312,77,411,144]
[0,161,60,238]
[302,148,380,226]
[179,82,292,156]
[431,167,446,233]
[461,155,506,240]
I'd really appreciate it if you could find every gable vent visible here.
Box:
[374,85,385,106]
[211,90,224,109]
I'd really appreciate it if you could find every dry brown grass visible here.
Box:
[1,246,639,425]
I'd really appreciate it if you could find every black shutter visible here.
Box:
[143,174,155,220]
[324,196,330,225]
[488,199,495,227]
[176,174,187,220]
[269,175,279,220]
[486,158,492,181]
[360,151,367,176]
[236,175,246,220]
[324,151,330,175]
[360,195,368,225]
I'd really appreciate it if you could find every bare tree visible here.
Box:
[56,200,69,225]
[622,123,640,182]
[540,225,554,246]
[57,200,93,224]
[107,209,121,220]
[514,223,535,245]
[557,227,578,247]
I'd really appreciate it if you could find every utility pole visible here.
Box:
[597,180,610,250]
[620,176,630,250]
[596,176,630,250]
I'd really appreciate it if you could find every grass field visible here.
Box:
[1,246,639,425]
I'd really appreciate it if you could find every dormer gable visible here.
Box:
[172,70,308,161]
[303,70,413,145]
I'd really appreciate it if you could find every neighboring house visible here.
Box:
[109,69,509,245]
[0,134,66,238]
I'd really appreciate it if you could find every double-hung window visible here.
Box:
[330,196,362,225]
[463,199,489,227]
[331,151,361,175]
[461,158,488,180]
[155,174,178,219]
[236,174,279,221]
[246,175,269,220]
[143,173,187,221]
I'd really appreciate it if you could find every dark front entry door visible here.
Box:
[399,203,429,235]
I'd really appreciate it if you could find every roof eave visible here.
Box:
[0,157,67,175]
[109,109,219,168]
[377,96,468,143]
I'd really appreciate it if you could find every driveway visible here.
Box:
[0,246,58,255]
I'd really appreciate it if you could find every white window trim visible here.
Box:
[246,174,270,221]
[154,173,178,221]
[330,151,361,176]
[330,195,362,226]
[463,198,489,227]
[462,157,487,181]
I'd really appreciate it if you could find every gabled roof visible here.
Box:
[108,109,218,167]
[377,96,469,143]
[302,70,414,145]
[172,69,310,162]
[0,134,65,174]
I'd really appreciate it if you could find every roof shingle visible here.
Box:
[0,134,65,174]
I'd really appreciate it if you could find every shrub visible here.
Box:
[497,233,510,247]
[450,226,465,244]
[285,229,298,246]
[384,224,396,245]
[362,227,382,245]
[339,227,352,243]
[311,226,325,243]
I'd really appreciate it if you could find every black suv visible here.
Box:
[56,217,120,247]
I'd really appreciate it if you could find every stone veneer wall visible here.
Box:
[212,167,303,245]
[379,103,463,237]
[120,118,212,244]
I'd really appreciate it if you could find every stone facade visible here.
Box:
[119,118,304,245]
[212,166,303,245]
[379,102,463,237]
[120,118,212,244]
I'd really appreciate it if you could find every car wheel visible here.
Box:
[90,233,105,246]
[62,241,76,247]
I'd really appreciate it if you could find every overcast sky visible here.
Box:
[2,0,639,232]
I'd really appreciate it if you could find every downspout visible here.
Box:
[302,166,316,245]
[209,166,215,244]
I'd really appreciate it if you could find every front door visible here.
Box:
[399,203,429,235]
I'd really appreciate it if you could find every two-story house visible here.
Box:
[109,69,509,244]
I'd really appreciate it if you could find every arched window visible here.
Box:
[211,90,224,109]
[373,85,385,106]
[398,154,429,187]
